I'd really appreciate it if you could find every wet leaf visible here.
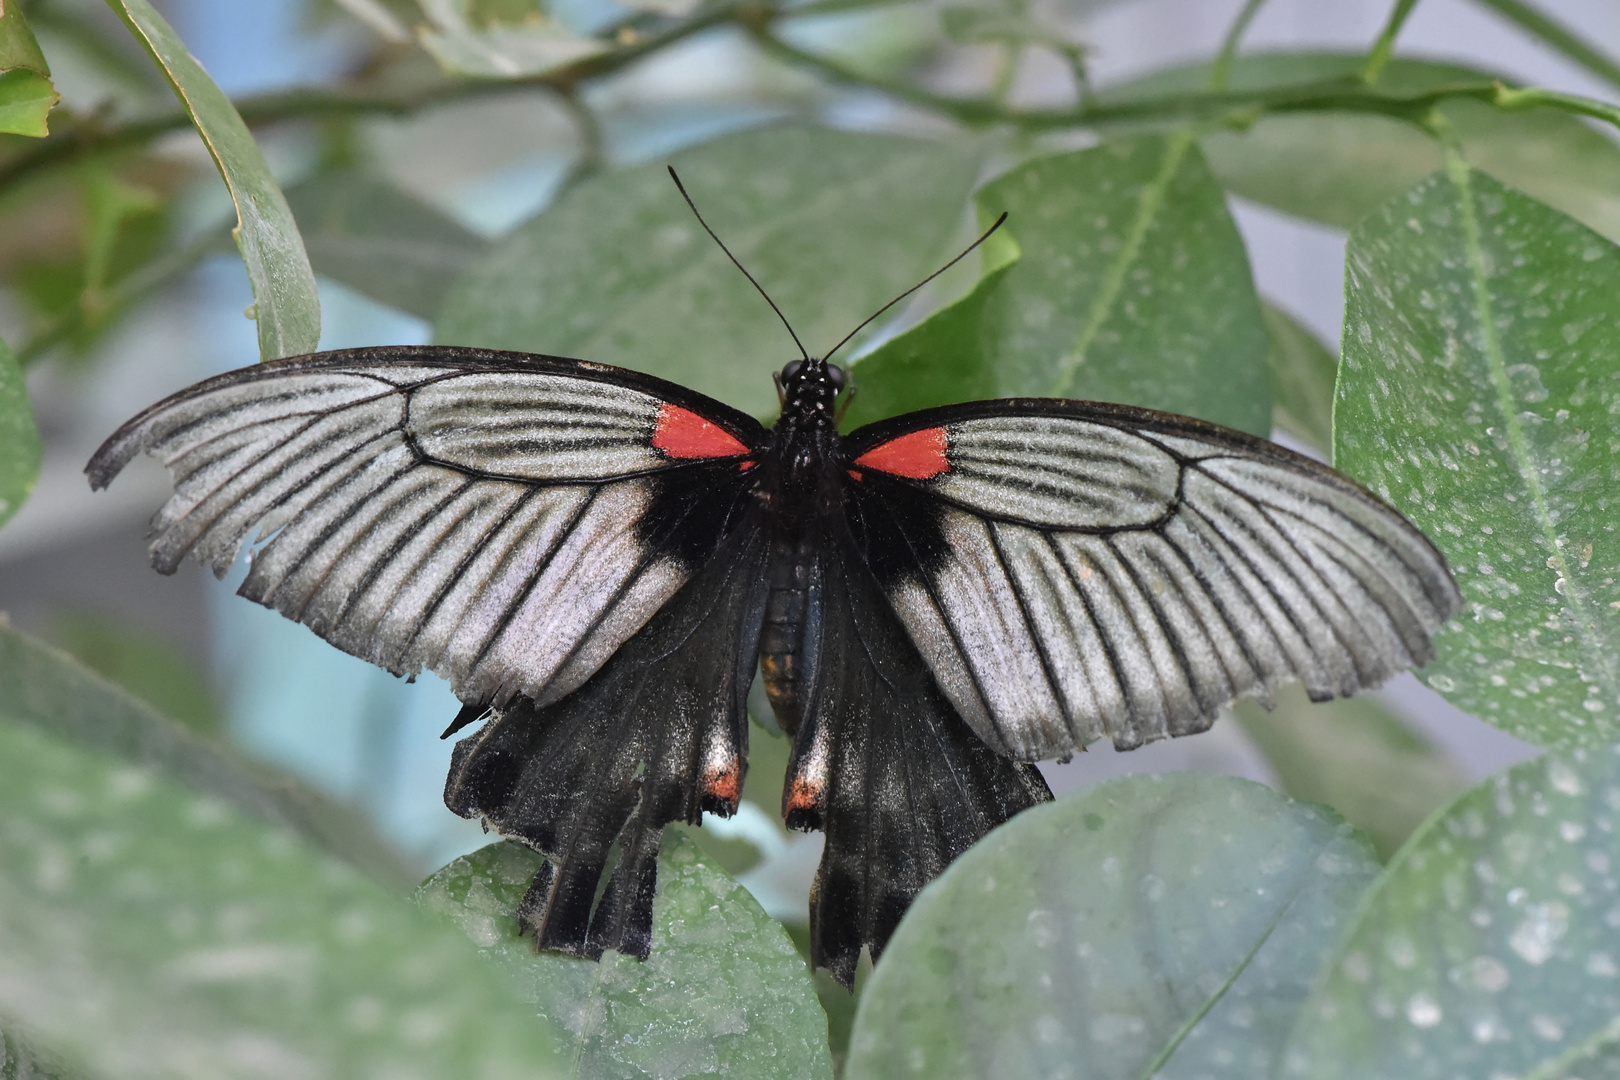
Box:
[0,1029,73,1079]
[0,336,38,532]
[853,136,1272,434]
[1337,166,1620,748]
[416,836,834,1079]
[0,716,565,1080]
[0,622,418,888]
[845,774,1380,1080]
[1282,746,1620,1079]
[1234,684,1469,861]
[106,0,320,359]
[438,125,986,418]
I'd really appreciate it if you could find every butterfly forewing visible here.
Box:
[843,400,1463,761]
[87,346,767,709]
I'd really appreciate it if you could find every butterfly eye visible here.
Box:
[781,360,805,382]
[826,364,846,392]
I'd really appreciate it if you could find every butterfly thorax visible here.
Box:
[757,357,846,737]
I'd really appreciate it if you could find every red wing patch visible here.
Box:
[851,427,949,480]
[652,403,751,460]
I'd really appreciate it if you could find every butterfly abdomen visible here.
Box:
[759,534,820,738]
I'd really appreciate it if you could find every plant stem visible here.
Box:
[1363,0,1422,85]
[1489,81,1620,128]
[1468,0,1620,92]
[750,29,1620,138]
[0,2,738,197]
[9,0,1620,202]
[1209,0,1270,92]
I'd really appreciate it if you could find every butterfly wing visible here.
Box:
[783,522,1052,989]
[87,345,768,710]
[444,514,772,961]
[843,399,1462,761]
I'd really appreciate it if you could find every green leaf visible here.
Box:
[0,716,565,1080]
[437,126,987,417]
[415,0,606,78]
[105,0,320,360]
[1281,746,1620,1079]
[286,170,492,320]
[1107,54,1620,243]
[0,70,58,137]
[416,837,834,1080]
[1234,685,1469,861]
[842,260,1018,430]
[1336,166,1620,749]
[45,612,223,738]
[844,775,1381,1080]
[0,1,58,137]
[0,622,419,888]
[0,336,39,532]
[0,1029,73,1079]
[1262,301,1338,453]
[854,135,1272,434]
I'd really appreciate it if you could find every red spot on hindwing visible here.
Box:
[702,761,740,809]
[851,427,949,480]
[652,403,751,460]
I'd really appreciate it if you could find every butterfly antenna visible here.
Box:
[822,212,1008,365]
[668,166,810,363]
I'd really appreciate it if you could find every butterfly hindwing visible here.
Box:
[444,514,771,960]
[844,399,1463,761]
[782,521,1053,989]
[86,345,767,711]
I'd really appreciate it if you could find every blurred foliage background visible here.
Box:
[3,1,1620,1076]
[9,0,1605,890]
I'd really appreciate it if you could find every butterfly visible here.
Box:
[87,176,1461,989]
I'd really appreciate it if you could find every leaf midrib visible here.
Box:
[1049,130,1198,397]
[1446,152,1619,707]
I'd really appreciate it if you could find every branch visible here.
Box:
[750,28,1620,139]
[0,3,737,196]
[1210,0,1271,92]
[1363,0,1422,85]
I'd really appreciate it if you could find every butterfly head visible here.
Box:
[776,357,845,431]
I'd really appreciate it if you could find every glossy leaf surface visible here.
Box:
[854,136,1272,435]
[845,775,1380,1080]
[1337,166,1620,748]
[0,623,417,887]
[417,837,833,1080]
[438,126,986,417]
[0,717,564,1080]
[1282,746,1620,1079]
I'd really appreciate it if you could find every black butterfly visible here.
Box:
[87,183,1460,990]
